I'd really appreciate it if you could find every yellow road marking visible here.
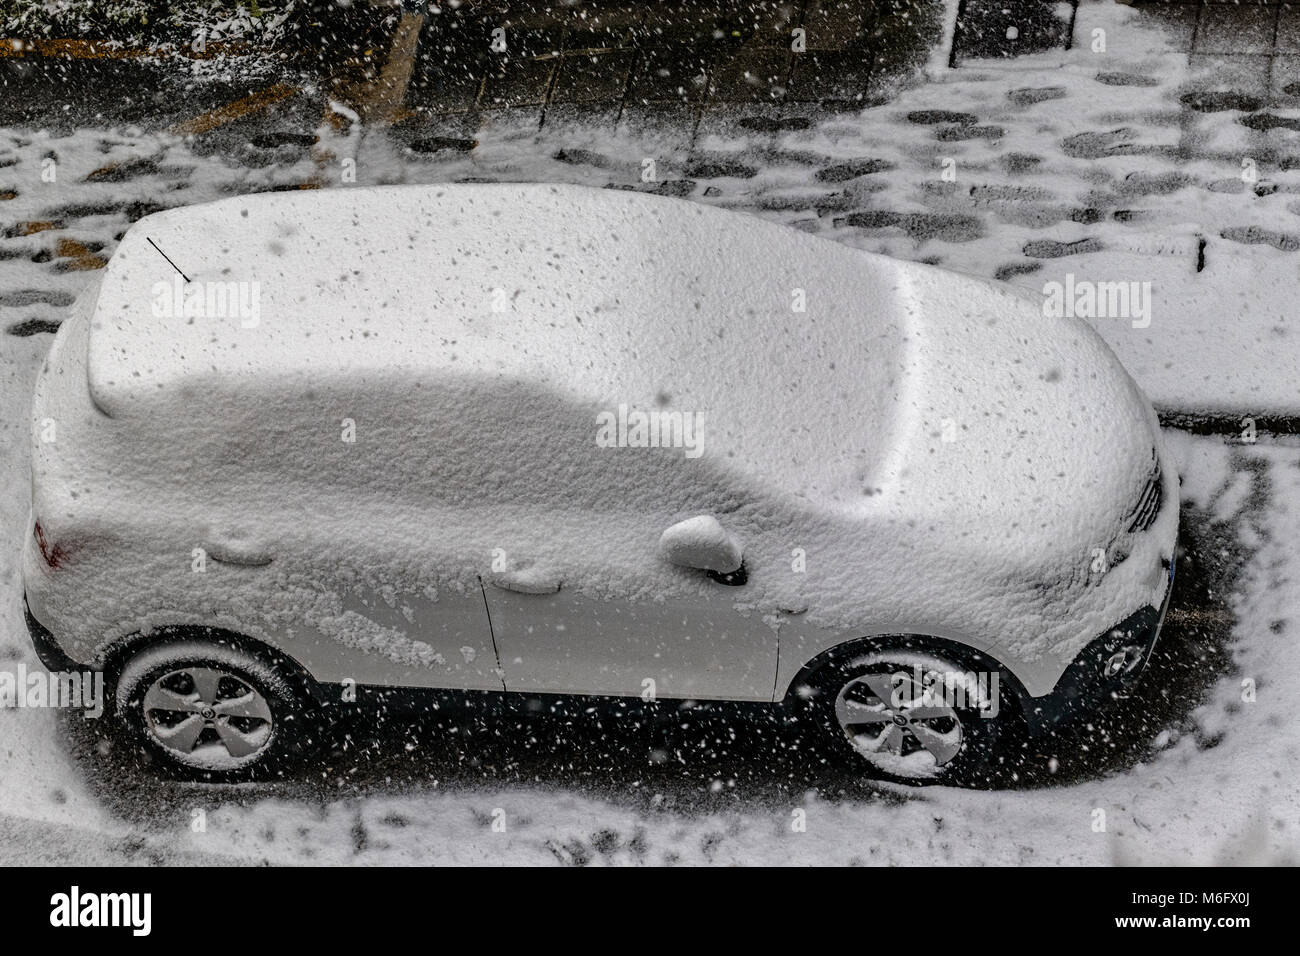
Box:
[0,38,255,60]
[168,82,299,137]
[305,11,429,188]
[55,238,107,271]
[352,12,424,126]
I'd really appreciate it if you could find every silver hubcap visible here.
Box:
[834,670,964,768]
[141,666,274,767]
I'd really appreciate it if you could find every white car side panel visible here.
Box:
[485,583,778,701]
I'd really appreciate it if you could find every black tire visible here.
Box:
[801,647,1022,787]
[111,637,322,782]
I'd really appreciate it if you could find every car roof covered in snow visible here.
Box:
[85,183,943,502]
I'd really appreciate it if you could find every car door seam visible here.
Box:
[477,573,507,692]
[771,627,782,704]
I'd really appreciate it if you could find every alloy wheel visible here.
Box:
[140,666,274,768]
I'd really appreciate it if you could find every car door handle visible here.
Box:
[205,546,271,567]
[204,539,273,568]
[488,568,561,595]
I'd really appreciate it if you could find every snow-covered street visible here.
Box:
[2,0,1299,866]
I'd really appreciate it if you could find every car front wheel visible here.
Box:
[805,648,1019,787]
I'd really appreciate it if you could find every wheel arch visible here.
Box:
[101,625,326,704]
[781,632,1035,718]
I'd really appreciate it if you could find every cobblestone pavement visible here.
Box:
[5,1,1300,420]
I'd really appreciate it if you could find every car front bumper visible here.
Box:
[1024,555,1175,734]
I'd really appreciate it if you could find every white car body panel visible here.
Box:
[485,578,778,700]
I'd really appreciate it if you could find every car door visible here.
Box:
[438,380,777,702]
[484,549,778,702]
[330,567,503,692]
[479,448,778,702]
[250,385,503,693]
[201,528,504,694]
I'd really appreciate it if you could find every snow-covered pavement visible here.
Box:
[7,4,1300,417]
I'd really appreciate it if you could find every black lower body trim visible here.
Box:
[23,594,88,672]
[1025,566,1175,734]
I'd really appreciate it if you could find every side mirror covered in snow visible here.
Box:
[658,515,743,574]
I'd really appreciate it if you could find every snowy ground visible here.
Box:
[2,0,1300,864]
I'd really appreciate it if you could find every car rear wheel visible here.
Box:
[112,638,321,782]
[804,648,1019,787]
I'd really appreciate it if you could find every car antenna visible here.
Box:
[146,236,191,283]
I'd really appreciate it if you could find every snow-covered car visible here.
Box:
[22,183,1178,785]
